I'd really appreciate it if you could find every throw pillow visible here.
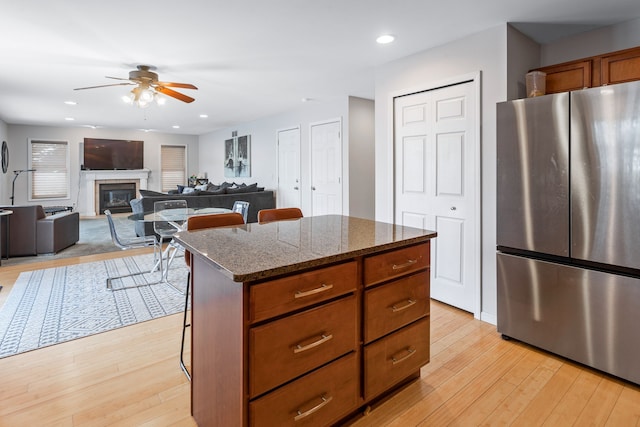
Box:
[182,187,197,194]
[177,185,186,193]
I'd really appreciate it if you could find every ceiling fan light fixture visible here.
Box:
[76,64,197,107]
[139,88,155,103]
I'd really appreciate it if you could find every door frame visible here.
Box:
[309,117,343,216]
[276,125,302,209]
[390,71,482,319]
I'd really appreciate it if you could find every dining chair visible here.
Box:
[257,207,303,223]
[231,200,250,223]
[180,211,245,381]
[104,209,163,290]
[154,200,188,284]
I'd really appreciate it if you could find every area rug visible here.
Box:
[0,253,188,358]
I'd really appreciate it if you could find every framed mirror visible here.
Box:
[1,141,8,174]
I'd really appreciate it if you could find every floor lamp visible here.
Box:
[11,169,35,205]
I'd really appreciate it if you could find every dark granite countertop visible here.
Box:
[174,215,437,282]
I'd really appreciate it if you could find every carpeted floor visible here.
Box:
[3,214,136,266]
[0,253,188,358]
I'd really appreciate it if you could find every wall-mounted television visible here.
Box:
[83,138,144,170]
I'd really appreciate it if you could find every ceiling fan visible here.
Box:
[74,65,197,104]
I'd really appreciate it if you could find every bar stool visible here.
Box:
[180,212,245,381]
[257,207,303,223]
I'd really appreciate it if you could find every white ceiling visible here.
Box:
[1,1,639,135]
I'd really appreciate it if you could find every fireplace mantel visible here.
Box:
[80,169,151,216]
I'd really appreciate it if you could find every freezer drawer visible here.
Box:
[497,252,640,385]
[496,93,570,256]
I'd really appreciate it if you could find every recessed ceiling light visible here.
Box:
[199,114,208,118]
[172,125,180,129]
[64,101,77,106]
[376,34,395,44]
[64,117,75,121]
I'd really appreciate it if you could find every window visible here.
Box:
[29,139,70,200]
[161,145,186,192]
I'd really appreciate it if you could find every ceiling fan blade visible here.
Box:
[74,82,135,90]
[105,76,132,81]
[156,81,198,90]
[155,86,195,103]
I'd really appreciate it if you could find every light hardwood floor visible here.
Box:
[1,251,639,426]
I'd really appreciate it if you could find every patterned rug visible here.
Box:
[0,253,188,358]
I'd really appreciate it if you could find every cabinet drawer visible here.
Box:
[250,353,359,427]
[364,243,430,287]
[250,261,357,323]
[250,295,357,397]
[364,271,430,343]
[364,317,430,400]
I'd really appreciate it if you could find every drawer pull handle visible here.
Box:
[295,283,334,299]
[391,299,417,312]
[294,394,333,421]
[293,333,333,354]
[392,259,418,270]
[391,347,417,365]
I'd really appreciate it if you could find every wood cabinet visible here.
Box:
[178,216,436,427]
[537,60,592,93]
[601,48,640,85]
[533,45,640,94]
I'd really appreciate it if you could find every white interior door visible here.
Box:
[310,119,342,216]
[394,81,478,314]
[277,127,301,209]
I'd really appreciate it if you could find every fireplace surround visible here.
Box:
[79,169,151,216]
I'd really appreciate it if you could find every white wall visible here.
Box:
[541,18,640,65]
[198,98,352,217]
[507,25,541,100]
[375,24,508,323]
[348,97,375,220]
[5,125,198,208]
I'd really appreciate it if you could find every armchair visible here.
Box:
[0,205,79,256]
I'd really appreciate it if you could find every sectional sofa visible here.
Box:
[129,187,275,237]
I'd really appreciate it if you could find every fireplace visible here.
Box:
[99,183,137,214]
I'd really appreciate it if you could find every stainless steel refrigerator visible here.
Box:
[496,80,640,385]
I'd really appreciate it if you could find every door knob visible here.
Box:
[294,186,299,190]
[450,206,457,211]
[312,187,316,191]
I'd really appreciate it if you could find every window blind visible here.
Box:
[161,145,186,192]
[30,140,69,199]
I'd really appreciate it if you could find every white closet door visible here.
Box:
[394,81,478,313]
[277,127,301,209]
[310,119,342,216]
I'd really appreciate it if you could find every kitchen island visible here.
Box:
[174,215,437,426]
